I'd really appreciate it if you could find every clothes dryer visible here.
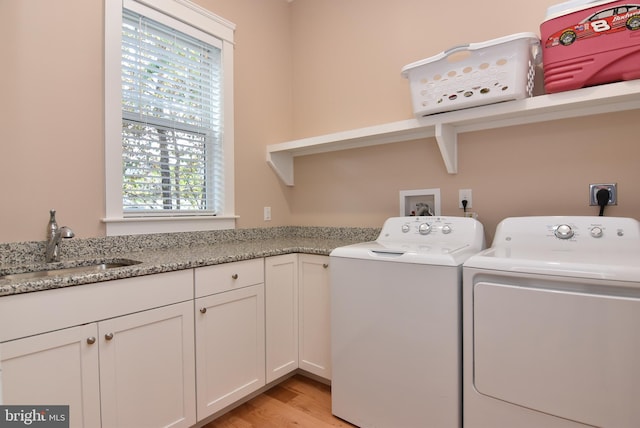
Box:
[463,216,640,428]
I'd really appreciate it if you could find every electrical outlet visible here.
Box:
[459,189,472,209]
[589,183,617,206]
[264,206,272,221]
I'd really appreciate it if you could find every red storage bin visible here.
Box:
[541,0,640,93]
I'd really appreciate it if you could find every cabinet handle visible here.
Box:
[231,273,238,279]
[323,263,329,268]
[87,336,96,345]
[200,307,207,314]
[105,332,114,341]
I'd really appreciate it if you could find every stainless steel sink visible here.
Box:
[0,259,142,281]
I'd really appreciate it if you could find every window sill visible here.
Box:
[102,215,238,236]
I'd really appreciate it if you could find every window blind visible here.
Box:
[121,9,223,215]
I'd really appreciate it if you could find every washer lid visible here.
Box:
[330,216,486,266]
[331,240,482,266]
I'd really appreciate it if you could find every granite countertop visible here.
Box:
[0,227,379,297]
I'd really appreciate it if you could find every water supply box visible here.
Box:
[541,0,640,94]
[401,33,540,117]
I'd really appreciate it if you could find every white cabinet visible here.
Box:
[263,254,332,382]
[298,254,332,380]
[99,301,196,428]
[194,259,266,419]
[0,270,195,428]
[1,302,195,428]
[0,324,101,428]
[0,252,336,426]
[265,254,299,383]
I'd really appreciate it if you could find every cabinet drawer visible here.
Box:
[0,269,194,343]
[195,259,264,297]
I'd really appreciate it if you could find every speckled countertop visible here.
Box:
[0,226,379,297]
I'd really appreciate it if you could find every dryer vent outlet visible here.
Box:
[589,183,617,206]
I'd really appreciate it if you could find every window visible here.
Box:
[122,9,222,214]
[105,0,235,235]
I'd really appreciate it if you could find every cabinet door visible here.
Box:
[299,254,332,380]
[0,324,101,428]
[195,284,265,419]
[99,301,196,428]
[265,254,299,383]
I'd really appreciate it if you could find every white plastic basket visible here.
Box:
[401,32,541,117]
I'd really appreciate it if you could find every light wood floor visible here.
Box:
[203,374,355,428]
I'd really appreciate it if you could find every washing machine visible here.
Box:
[330,216,485,428]
[463,216,640,428]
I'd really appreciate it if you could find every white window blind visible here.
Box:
[121,9,223,216]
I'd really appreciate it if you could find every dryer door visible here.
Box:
[473,281,640,427]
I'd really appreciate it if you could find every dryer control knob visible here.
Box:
[441,225,452,234]
[555,224,574,239]
[590,226,603,238]
[419,223,432,235]
[402,223,410,233]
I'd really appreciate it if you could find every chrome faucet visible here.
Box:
[45,209,75,263]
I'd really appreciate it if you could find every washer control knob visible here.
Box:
[590,226,603,238]
[441,225,452,234]
[418,223,431,235]
[555,224,574,239]
[402,223,410,233]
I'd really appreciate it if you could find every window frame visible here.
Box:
[104,0,236,236]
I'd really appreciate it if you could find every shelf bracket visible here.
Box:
[266,150,294,186]
[435,123,457,174]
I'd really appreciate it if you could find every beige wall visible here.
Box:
[1,0,639,245]
[288,0,640,244]
[0,0,295,242]
[1,0,105,242]
[194,0,295,229]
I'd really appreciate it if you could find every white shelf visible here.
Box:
[266,80,640,186]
